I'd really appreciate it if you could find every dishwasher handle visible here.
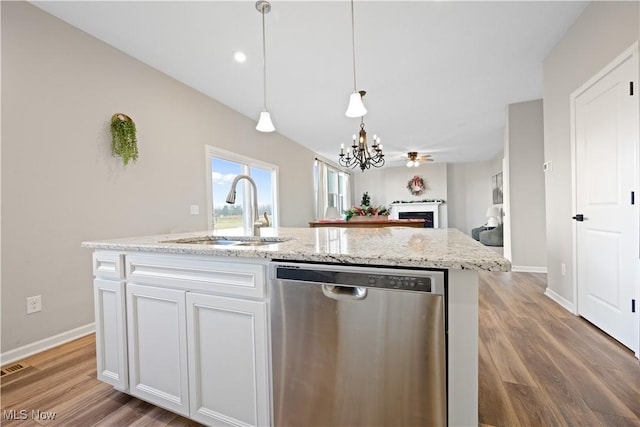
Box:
[322,284,367,301]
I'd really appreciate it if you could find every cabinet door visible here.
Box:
[93,279,127,390]
[186,293,270,427]
[126,284,189,417]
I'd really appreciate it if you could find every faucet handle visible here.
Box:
[253,212,270,230]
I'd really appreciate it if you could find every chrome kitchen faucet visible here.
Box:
[225,174,269,237]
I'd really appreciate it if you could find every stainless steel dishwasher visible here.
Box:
[269,262,447,427]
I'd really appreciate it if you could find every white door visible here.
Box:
[186,292,270,427]
[574,44,639,353]
[126,284,189,416]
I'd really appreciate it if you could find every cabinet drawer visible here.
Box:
[93,251,124,280]
[125,254,266,298]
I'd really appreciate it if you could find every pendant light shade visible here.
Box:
[345,0,367,118]
[346,92,367,118]
[256,111,275,132]
[256,0,275,133]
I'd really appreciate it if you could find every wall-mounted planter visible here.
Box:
[110,113,138,165]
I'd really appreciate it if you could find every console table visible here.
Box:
[309,219,426,228]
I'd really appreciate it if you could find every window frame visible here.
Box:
[314,159,352,220]
[205,145,279,233]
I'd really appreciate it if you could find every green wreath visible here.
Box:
[407,175,426,196]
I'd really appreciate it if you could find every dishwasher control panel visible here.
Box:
[273,263,445,294]
[366,274,431,291]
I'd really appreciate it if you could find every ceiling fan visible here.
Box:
[405,151,433,167]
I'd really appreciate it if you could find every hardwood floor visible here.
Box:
[479,271,640,427]
[0,335,200,426]
[1,272,638,426]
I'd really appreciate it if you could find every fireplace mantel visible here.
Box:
[389,202,443,228]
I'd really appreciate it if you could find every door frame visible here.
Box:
[570,42,639,357]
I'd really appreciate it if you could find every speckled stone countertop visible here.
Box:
[83,227,510,272]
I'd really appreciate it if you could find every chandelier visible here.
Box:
[339,115,385,171]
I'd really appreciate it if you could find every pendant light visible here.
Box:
[345,0,367,118]
[256,0,275,132]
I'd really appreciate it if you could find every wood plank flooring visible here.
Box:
[479,271,640,427]
[0,335,200,426]
[1,272,638,426]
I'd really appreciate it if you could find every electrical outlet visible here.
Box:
[561,263,567,276]
[190,205,200,215]
[27,295,42,314]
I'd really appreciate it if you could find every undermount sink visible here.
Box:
[161,235,292,247]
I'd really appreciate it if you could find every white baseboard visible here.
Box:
[1,323,95,366]
[511,265,548,273]
[544,288,576,313]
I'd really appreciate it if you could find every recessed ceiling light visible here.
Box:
[234,51,247,63]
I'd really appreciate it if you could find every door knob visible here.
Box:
[572,214,584,222]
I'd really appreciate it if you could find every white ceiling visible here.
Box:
[32,0,588,166]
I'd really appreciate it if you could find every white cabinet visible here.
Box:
[91,251,271,426]
[186,293,269,427]
[93,252,128,391]
[93,279,128,390]
[126,284,190,417]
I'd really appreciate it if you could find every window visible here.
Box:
[314,159,351,219]
[206,146,278,235]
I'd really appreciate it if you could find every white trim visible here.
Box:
[544,288,576,314]
[0,323,95,366]
[511,265,548,274]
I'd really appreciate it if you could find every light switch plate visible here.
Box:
[190,205,200,215]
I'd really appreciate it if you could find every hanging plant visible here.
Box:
[110,113,138,165]
[407,175,427,196]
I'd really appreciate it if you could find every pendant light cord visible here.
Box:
[261,8,268,111]
[350,0,357,92]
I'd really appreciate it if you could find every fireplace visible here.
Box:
[389,201,443,228]
[399,211,434,228]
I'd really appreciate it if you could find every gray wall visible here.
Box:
[543,1,639,303]
[1,2,316,353]
[506,100,547,270]
[447,155,502,235]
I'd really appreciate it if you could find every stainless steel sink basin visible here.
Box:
[161,236,292,247]
[234,241,276,246]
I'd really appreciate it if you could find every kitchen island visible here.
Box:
[84,227,510,427]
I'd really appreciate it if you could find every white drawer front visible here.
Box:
[125,254,266,298]
[93,251,124,280]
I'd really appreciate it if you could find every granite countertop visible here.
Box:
[82,227,511,272]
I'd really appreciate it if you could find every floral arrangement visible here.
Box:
[407,175,427,196]
[344,192,390,221]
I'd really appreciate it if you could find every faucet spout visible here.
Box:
[225,174,268,236]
